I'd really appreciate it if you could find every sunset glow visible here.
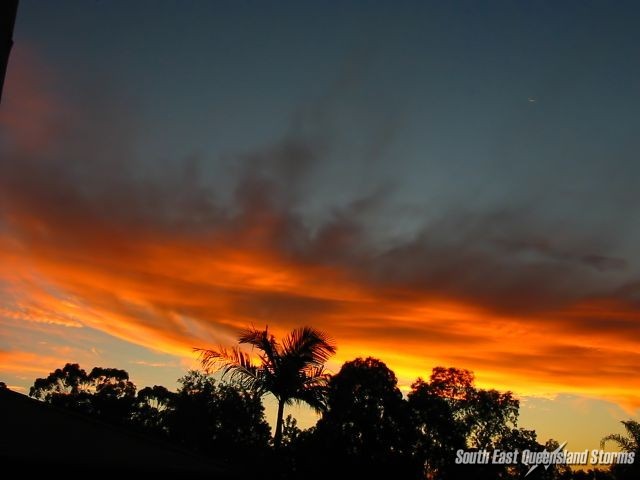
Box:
[2,1,640,459]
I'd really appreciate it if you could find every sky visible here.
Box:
[1,0,640,453]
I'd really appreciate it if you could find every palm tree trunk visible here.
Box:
[274,397,285,448]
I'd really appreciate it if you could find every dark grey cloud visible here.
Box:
[2,47,639,324]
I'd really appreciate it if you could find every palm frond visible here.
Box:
[600,433,635,452]
[304,364,328,377]
[195,324,336,443]
[301,365,329,384]
[601,420,640,452]
[239,326,281,367]
[283,365,331,413]
[194,346,265,393]
[282,326,336,366]
[292,383,329,413]
[238,327,268,347]
[622,420,640,447]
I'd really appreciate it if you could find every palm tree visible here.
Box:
[601,420,640,453]
[195,326,336,448]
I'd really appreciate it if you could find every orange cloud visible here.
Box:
[1,47,639,414]
[0,350,70,376]
[2,226,639,409]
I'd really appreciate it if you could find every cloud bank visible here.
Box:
[1,48,639,410]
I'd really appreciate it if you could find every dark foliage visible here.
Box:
[166,370,271,461]
[601,420,640,480]
[196,326,336,448]
[25,358,633,480]
[29,364,271,464]
[292,357,421,478]
[131,384,174,436]
[409,366,522,479]
[29,363,135,422]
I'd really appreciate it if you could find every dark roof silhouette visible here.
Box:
[0,387,239,476]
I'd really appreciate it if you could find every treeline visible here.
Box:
[24,359,636,479]
[29,365,270,461]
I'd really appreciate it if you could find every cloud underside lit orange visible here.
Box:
[2,228,639,409]
[1,48,639,411]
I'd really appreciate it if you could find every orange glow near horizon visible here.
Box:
[2,219,640,411]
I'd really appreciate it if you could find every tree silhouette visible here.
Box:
[409,367,520,479]
[30,363,90,399]
[166,370,270,460]
[601,420,640,453]
[29,363,136,423]
[409,376,468,478]
[132,385,174,435]
[601,420,640,480]
[89,367,136,398]
[196,326,335,448]
[87,367,137,423]
[469,388,519,450]
[298,357,419,478]
[21,359,620,479]
[280,414,302,447]
[29,363,93,412]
